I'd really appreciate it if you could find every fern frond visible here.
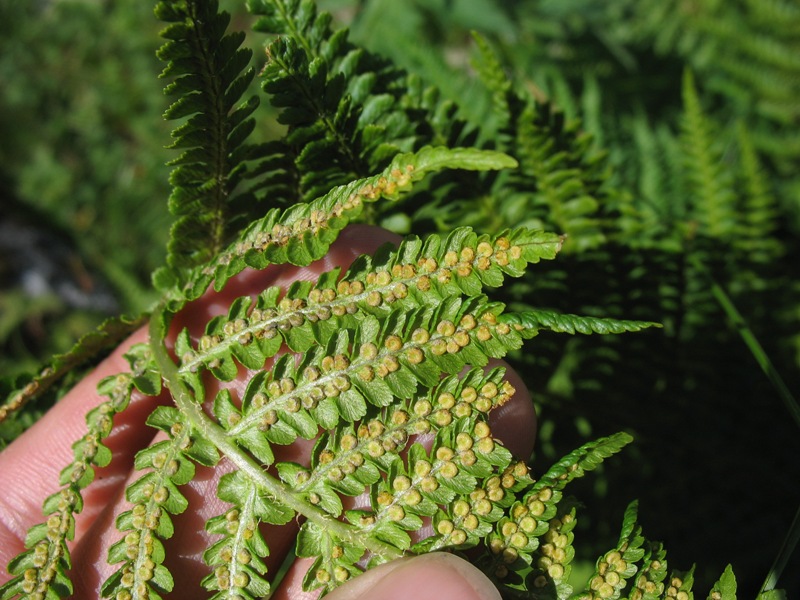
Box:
[680,70,737,243]
[511,100,610,252]
[0,344,156,600]
[101,403,220,599]
[734,121,782,264]
[154,0,265,290]
[213,295,526,456]
[173,225,562,391]
[470,32,512,137]
[169,146,518,306]
[248,0,484,211]
[247,0,424,202]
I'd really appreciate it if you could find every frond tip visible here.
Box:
[501,310,661,336]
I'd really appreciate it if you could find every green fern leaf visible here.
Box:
[153,0,266,291]
[680,70,738,243]
[501,310,661,336]
[709,565,738,600]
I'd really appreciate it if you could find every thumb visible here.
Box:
[325,553,501,600]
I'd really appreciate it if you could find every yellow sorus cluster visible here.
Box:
[532,513,575,583]
[314,562,351,586]
[313,434,369,483]
[205,511,259,593]
[490,486,554,578]
[435,463,528,556]
[108,526,163,599]
[577,549,634,599]
[412,374,515,435]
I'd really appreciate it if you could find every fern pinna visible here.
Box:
[0,1,756,599]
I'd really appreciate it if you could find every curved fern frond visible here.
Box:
[0,314,146,426]
[465,433,633,595]
[166,146,518,307]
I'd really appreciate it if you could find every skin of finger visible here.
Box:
[323,553,501,600]
[65,225,404,596]
[0,327,172,580]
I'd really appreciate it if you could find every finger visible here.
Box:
[271,553,501,600]
[68,225,403,596]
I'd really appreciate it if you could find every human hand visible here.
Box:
[0,225,537,600]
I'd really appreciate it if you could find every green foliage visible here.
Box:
[155,0,266,285]
[1,0,798,598]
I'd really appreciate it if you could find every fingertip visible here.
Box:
[325,553,500,600]
[488,367,537,461]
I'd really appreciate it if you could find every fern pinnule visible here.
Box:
[501,310,661,336]
[202,469,289,598]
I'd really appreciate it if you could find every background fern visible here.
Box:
[1,0,798,597]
